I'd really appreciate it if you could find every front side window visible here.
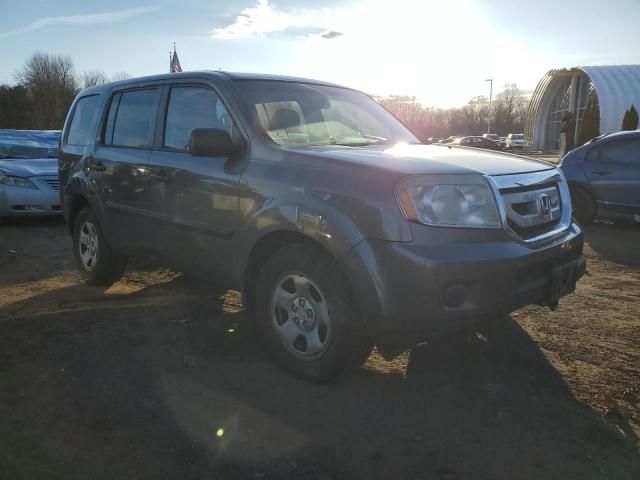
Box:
[236,80,418,148]
[107,89,160,148]
[67,95,101,146]
[598,139,640,165]
[164,86,234,151]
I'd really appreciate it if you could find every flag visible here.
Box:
[170,44,182,73]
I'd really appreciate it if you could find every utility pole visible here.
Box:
[485,78,493,134]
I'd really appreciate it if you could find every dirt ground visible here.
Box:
[1,217,639,480]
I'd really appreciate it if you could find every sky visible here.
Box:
[1,0,640,107]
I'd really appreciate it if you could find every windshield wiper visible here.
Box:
[328,135,390,147]
[0,153,29,159]
[331,140,390,147]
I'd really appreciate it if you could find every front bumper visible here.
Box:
[345,222,585,357]
[0,181,62,217]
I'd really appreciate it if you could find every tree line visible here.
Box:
[0,52,129,130]
[1,52,531,138]
[378,84,529,141]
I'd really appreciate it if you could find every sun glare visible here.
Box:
[294,0,540,106]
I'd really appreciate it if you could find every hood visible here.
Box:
[0,158,59,177]
[288,143,554,176]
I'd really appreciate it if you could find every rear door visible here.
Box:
[92,87,162,250]
[586,137,640,214]
[59,94,103,203]
[146,84,242,276]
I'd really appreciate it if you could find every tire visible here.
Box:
[570,188,596,226]
[72,207,127,286]
[255,243,372,381]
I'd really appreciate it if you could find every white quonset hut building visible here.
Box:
[525,65,640,151]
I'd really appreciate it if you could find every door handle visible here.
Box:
[90,160,106,172]
[149,171,171,183]
[591,170,612,176]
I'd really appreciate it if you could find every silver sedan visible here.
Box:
[0,130,62,217]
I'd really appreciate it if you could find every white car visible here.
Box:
[505,133,525,150]
[0,130,62,218]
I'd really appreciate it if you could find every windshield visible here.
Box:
[235,80,418,147]
[0,130,60,159]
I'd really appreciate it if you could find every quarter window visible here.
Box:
[164,86,234,151]
[106,89,160,148]
[67,95,101,146]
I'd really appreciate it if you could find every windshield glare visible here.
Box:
[0,130,60,159]
[236,80,418,147]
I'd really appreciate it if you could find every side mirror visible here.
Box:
[189,128,240,157]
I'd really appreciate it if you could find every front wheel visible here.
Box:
[72,207,127,286]
[255,243,372,381]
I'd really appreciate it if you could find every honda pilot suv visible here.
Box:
[59,72,586,380]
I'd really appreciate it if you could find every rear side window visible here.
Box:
[67,95,101,146]
[105,88,160,148]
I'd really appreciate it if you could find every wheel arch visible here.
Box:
[242,229,355,314]
[67,193,91,233]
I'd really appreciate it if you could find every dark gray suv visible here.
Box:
[59,72,586,380]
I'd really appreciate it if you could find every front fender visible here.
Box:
[233,192,367,284]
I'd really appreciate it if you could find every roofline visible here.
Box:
[78,70,351,96]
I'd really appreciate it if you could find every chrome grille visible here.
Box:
[502,185,561,238]
[37,177,59,191]
[489,170,572,244]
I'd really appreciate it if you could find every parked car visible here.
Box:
[505,133,525,149]
[560,130,640,224]
[0,130,62,218]
[452,136,502,150]
[483,133,505,148]
[440,136,458,143]
[59,72,586,380]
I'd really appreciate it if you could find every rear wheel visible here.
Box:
[72,207,127,286]
[255,243,372,381]
[570,188,596,226]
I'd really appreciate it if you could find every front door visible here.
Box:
[586,137,640,215]
[147,85,241,276]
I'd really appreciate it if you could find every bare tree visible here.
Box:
[110,72,132,82]
[15,52,78,129]
[81,70,109,88]
[492,83,528,134]
[379,85,529,140]
[81,71,132,89]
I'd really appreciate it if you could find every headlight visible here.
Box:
[0,175,37,189]
[396,175,501,228]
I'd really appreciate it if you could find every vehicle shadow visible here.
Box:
[0,216,73,287]
[0,277,638,480]
[584,221,640,268]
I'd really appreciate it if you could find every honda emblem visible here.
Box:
[538,194,552,217]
